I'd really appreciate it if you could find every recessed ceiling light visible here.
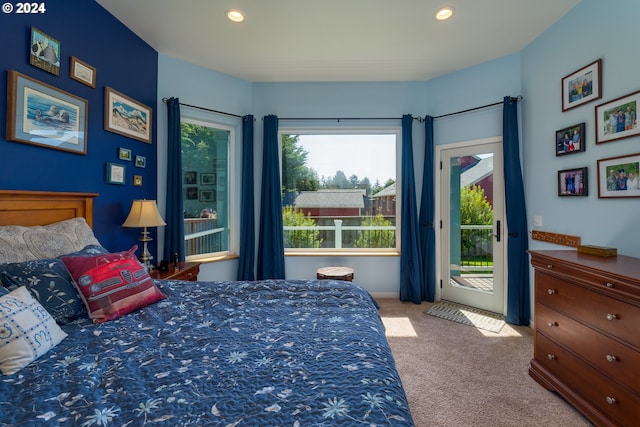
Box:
[226,9,245,23]
[434,6,454,21]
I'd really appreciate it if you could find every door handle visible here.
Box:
[495,220,501,242]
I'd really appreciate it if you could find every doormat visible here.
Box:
[425,301,505,333]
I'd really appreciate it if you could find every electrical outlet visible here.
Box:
[533,215,543,227]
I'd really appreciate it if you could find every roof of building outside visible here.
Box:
[461,156,493,187]
[294,189,365,208]
[372,183,396,198]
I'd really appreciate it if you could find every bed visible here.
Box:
[0,190,414,426]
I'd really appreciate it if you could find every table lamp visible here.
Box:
[122,200,166,269]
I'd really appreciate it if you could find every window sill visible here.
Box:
[285,251,399,257]
[187,253,239,264]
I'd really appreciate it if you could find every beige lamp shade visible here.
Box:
[122,200,166,228]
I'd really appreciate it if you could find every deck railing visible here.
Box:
[184,218,224,256]
[459,224,493,273]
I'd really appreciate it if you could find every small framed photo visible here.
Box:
[133,175,143,186]
[200,173,216,185]
[134,155,146,168]
[597,153,640,198]
[118,147,132,161]
[555,123,585,156]
[106,162,125,185]
[104,87,152,144]
[184,171,197,184]
[70,56,96,88]
[558,167,588,197]
[30,27,60,76]
[595,90,640,144]
[199,189,216,202]
[562,59,601,112]
[186,187,198,200]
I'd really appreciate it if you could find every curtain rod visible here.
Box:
[277,116,425,123]
[161,98,245,119]
[433,95,522,119]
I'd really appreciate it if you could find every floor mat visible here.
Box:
[425,301,505,333]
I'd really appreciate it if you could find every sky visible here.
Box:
[296,134,397,185]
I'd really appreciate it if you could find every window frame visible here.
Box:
[278,126,402,255]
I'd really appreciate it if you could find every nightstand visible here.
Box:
[150,262,200,281]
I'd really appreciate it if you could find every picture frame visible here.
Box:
[199,189,216,202]
[561,59,601,112]
[595,90,640,144]
[106,162,126,185]
[6,70,88,154]
[555,123,585,156]
[133,175,143,187]
[29,27,60,76]
[118,147,132,161]
[597,153,640,198]
[104,86,152,144]
[70,56,96,88]
[184,171,197,184]
[186,187,198,200]
[558,167,588,197]
[200,173,216,185]
[134,155,146,168]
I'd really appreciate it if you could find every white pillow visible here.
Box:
[0,286,67,375]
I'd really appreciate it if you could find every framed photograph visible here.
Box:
[184,171,197,184]
[134,155,146,168]
[118,147,132,161]
[29,27,60,76]
[104,86,152,144]
[133,175,143,187]
[562,59,601,112]
[199,189,216,202]
[595,90,640,144]
[186,187,198,200]
[558,167,588,197]
[106,162,125,185]
[597,153,640,198]
[555,123,585,156]
[200,173,216,185]
[70,56,96,88]
[6,70,88,154]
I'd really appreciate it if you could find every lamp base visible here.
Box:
[139,228,153,271]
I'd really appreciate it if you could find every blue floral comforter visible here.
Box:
[0,279,414,426]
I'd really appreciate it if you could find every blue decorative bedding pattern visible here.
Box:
[0,279,413,426]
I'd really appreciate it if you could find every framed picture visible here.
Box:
[118,147,132,161]
[104,87,152,144]
[597,153,640,198]
[133,175,143,186]
[6,70,88,154]
[200,173,216,185]
[555,123,585,156]
[558,167,588,197]
[184,171,197,184]
[595,90,640,144]
[29,27,60,76]
[135,155,146,168]
[106,162,125,185]
[186,187,198,200]
[70,56,96,88]
[561,59,601,112]
[199,189,216,202]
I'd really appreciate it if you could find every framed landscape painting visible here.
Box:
[104,87,152,143]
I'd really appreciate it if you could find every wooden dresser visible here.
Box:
[529,250,640,427]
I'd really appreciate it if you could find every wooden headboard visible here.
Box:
[0,190,98,227]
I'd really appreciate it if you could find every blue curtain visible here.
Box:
[257,115,285,279]
[399,115,424,303]
[164,97,186,262]
[237,115,255,280]
[419,116,436,302]
[502,97,530,325]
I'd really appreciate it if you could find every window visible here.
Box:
[181,118,232,259]
[280,130,399,252]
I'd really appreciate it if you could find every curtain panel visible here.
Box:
[237,115,256,280]
[419,116,436,302]
[164,97,186,262]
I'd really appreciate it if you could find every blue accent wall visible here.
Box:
[0,1,159,255]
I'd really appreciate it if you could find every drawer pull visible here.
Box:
[547,289,556,295]
[546,264,553,269]
[605,282,614,288]
[547,354,556,360]
[606,313,618,321]
[547,322,557,327]
[606,396,616,405]
[606,354,617,362]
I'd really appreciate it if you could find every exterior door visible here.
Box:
[439,140,505,314]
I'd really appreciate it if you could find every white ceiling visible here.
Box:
[96,0,581,83]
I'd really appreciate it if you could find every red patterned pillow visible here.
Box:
[61,246,166,323]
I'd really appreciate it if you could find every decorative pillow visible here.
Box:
[61,246,166,323]
[0,259,87,325]
[57,244,110,258]
[0,286,67,375]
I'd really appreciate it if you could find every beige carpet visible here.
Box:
[377,298,593,427]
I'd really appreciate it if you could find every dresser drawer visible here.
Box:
[535,333,640,427]
[536,304,640,393]
[536,270,640,345]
